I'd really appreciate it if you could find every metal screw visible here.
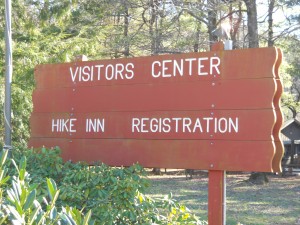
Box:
[210,164,214,168]
[211,104,215,108]
[210,142,214,145]
[211,112,214,116]
[212,82,215,86]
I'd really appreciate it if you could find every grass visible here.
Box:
[145,170,300,225]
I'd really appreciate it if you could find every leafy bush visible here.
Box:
[2,147,207,224]
[0,149,93,224]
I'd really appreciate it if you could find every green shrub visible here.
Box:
[2,147,207,224]
[0,149,93,224]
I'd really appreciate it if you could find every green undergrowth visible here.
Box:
[0,146,207,224]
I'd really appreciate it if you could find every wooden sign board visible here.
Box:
[28,47,284,172]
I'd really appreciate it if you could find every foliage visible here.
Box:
[0,149,93,224]
[278,36,300,118]
[2,147,206,224]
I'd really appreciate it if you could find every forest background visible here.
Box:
[1,1,300,224]
[0,0,300,151]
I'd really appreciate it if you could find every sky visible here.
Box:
[257,0,300,37]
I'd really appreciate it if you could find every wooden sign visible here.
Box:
[28,47,283,172]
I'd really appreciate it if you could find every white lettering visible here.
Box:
[185,58,197,75]
[52,119,60,132]
[95,65,104,80]
[151,56,221,79]
[193,118,203,133]
[82,66,91,82]
[150,118,159,132]
[203,117,213,132]
[229,117,239,133]
[162,118,171,132]
[86,118,105,133]
[70,63,135,82]
[51,118,77,133]
[182,118,192,132]
[115,63,125,79]
[69,118,77,132]
[210,57,221,75]
[70,67,79,82]
[198,57,208,76]
[162,60,172,77]
[172,118,182,132]
[125,63,135,79]
[173,59,184,76]
[152,61,161,78]
[218,118,228,133]
[132,118,140,132]
[130,117,239,134]
[105,64,114,80]
[141,118,149,133]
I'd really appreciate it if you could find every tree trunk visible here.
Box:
[194,23,201,52]
[243,0,269,184]
[230,2,243,49]
[268,0,275,47]
[207,0,218,49]
[149,0,160,55]
[243,0,259,48]
[248,172,269,185]
[123,0,130,57]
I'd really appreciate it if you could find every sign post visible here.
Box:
[29,45,284,224]
[208,170,226,224]
[208,42,228,225]
[4,0,13,152]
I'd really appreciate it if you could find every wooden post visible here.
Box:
[208,41,227,225]
[208,170,226,225]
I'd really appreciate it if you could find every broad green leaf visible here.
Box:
[11,159,19,173]
[0,150,8,167]
[19,156,27,170]
[12,180,21,200]
[61,214,76,225]
[19,169,26,181]
[49,207,58,220]
[52,190,60,204]
[20,186,28,206]
[6,205,24,222]
[71,208,81,223]
[24,189,36,211]
[0,215,8,224]
[29,183,39,192]
[82,210,92,225]
[0,174,10,186]
[46,178,57,201]
[28,207,41,225]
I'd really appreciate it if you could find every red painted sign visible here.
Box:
[28,47,283,172]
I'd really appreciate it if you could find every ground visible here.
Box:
[146,170,300,225]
